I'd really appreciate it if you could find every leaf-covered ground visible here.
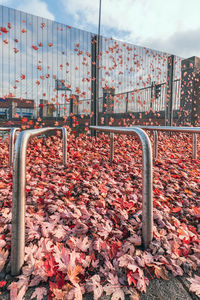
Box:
[0,130,200,300]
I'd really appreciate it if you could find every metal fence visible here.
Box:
[0,4,182,122]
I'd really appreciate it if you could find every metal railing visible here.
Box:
[107,126,199,161]
[128,126,200,160]
[90,125,153,250]
[0,127,20,166]
[11,127,67,275]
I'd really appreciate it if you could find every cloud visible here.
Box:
[142,27,200,59]
[17,0,55,20]
[1,0,55,20]
[61,0,200,58]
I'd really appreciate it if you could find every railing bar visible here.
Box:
[129,126,200,158]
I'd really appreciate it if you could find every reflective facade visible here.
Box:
[0,5,182,118]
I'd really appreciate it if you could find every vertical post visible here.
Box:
[126,92,128,113]
[153,130,158,161]
[90,126,153,248]
[141,129,153,249]
[91,35,98,136]
[62,127,67,165]
[9,128,19,167]
[166,55,174,126]
[192,133,197,159]
[69,95,73,128]
[8,101,17,120]
[110,133,114,162]
[11,127,68,275]
[96,0,101,125]
[179,57,200,126]
[150,81,155,109]
[11,132,28,275]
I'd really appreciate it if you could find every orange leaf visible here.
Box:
[154,266,169,280]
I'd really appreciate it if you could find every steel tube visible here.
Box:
[9,128,20,167]
[11,127,67,275]
[110,133,114,162]
[129,126,199,158]
[153,130,158,161]
[62,127,67,166]
[129,125,200,134]
[0,127,20,166]
[193,133,197,159]
[90,126,153,249]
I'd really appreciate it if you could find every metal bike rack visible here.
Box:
[107,126,199,161]
[90,125,153,250]
[128,126,200,160]
[0,127,20,166]
[11,127,67,275]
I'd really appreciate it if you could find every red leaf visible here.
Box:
[171,207,182,213]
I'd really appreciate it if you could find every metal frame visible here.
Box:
[128,126,200,160]
[90,125,153,250]
[0,127,20,166]
[11,127,67,275]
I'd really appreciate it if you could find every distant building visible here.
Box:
[0,98,35,119]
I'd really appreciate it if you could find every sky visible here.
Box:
[1,0,200,59]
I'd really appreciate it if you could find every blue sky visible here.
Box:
[1,0,200,58]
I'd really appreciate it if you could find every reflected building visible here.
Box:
[0,4,182,119]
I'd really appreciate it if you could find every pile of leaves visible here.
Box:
[0,131,200,299]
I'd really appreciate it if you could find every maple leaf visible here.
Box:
[0,248,8,272]
[67,264,84,286]
[103,273,125,300]
[118,254,138,272]
[32,45,38,50]
[85,275,103,300]
[154,265,169,280]
[31,287,47,300]
[44,253,56,277]
[0,280,6,287]
[123,287,139,300]
[188,275,200,297]
[75,236,91,252]
[8,276,29,300]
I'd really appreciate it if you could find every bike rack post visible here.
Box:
[90,126,153,250]
[110,133,114,162]
[0,127,20,166]
[11,127,67,275]
[193,133,197,159]
[153,130,158,161]
[9,128,20,167]
[129,126,200,159]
